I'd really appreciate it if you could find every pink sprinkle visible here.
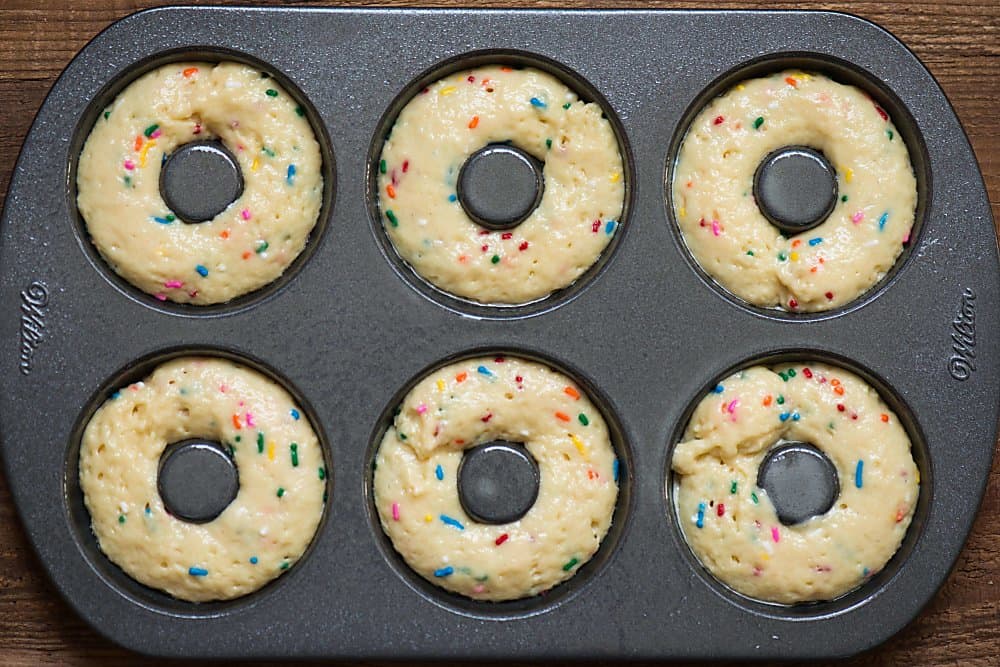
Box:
[771,526,780,543]
[193,123,202,135]
[154,293,167,301]
[711,219,721,236]
[150,129,162,139]
[473,584,485,594]
[726,399,739,414]
[241,208,251,220]
[902,229,911,244]
[163,280,183,289]
[391,502,400,521]
[245,412,256,427]
[219,384,228,393]
[852,211,864,224]
[416,403,427,415]
[123,159,135,170]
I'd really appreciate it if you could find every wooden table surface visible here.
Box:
[1,1,997,665]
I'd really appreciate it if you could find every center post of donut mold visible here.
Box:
[157,439,239,523]
[456,143,545,231]
[752,146,838,234]
[756,441,839,525]
[457,440,540,524]
[159,140,244,224]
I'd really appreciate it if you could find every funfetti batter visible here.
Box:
[671,363,918,604]
[672,71,917,312]
[79,358,327,602]
[378,65,625,305]
[77,62,323,305]
[374,356,619,601]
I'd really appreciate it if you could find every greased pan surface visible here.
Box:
[0,7,996,660]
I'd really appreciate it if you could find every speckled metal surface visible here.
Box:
[0,7,996,660]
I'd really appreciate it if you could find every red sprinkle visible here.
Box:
[515,375,523,384]
[717,503,725,517]
[825,291,834,300]
[518,241,529,251]
[495,533,509,546]
[713,115,724,125]
[481,413,493,423]
[501,232,512,240]
[837,404,846,412]
[789,298,799,309]
[592,220,601,233]
[402,160,409,173]
[875,104,889,121]
[803,367,813,379]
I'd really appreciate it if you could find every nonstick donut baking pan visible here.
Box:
[1,6,996,660]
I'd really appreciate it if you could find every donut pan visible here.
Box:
[0,6,997,660]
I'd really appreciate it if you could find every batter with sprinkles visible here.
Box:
[79,358,327,602]
[77,61,323,305]
[672,70,917,311]
[377,65,625,304]
[671,362,918,604]
[374,356,619,601]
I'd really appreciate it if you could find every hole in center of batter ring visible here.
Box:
[157,438,240,523]
[159,140,245,224]
[752,145,838,234]
[756,440,839,526]
[457,143,545,231]
[457,440,540,524]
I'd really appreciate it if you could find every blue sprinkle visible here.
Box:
[791,412,801,421]
[855,460,864,488]
[188,566,208,577]
[448,194,457,202]
[161,153,168,167]
[695,502,706,528]
[477,365,493,377]
[529,97,547,108]
[434,566,454,578]
[152,216,173,225]
[195,264,209,277]
[605,220,617,235]
[878,211,889,231]
[144,505,152,516]
[779,412,790,422]
[808,237,823,246]
[435,464,444,481]
[286,164,297,185]
[612,458,620,482]
[440,514,465,530]
[249,556,258,564]
[862,567,871,577]
[110,391,122,400]
[713,384,724,394]
[290,408,300,420]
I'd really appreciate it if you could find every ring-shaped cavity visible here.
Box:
[377,64,625,305]
[672,70,917,312]
[670,362,918,604]
[78,357,327,602]
[373,355,619,601]
[76,61,324,305]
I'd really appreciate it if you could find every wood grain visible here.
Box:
[1,1,997,665]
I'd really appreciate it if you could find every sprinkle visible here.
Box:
[249,556,258,564]
[776,395,785,405]
[696,502,706,528]
[241,208,252,220]
[887,129,894,141]
[290,408,300,420]
[791,412,800,421]
[143,124,159,138]
[164,280,183,289]
[440,514,465,530]
[392,502,400,521]
[808,237,823,246]
[730,480,738,494]
[495,533,509,546]
[245,412,255,427]
[610,172,621,183]
[188,567,208,577]
[118,514,126,524]
[555,411,571,422]
[195,264,209,277]
[778,251,787,261]
[256,240,269,254]
[295,106,305,117]
[711,220,721,236]
[277,487,285,498]
[785,76,798,87]
[286,164,297,185]
[578,413,589,426]
[779,412,790,422]
[790,252,799,261]
[844,168,854,184]
[318,466,326,480]
[545,138,552,149]
[841,194,849,202]
[529,97,547,108]
[612,459,620,481]
[439,86,456,96]
[519,241,529,251]
[152,216,173,225]
[491,254,500,264]
[878,211,889,231]
[456,372,468,383]
[386,184,396,199]
[875,105,888,121]
[855,460,864,488]
[123,159,135,171]
[562,557,579,571]
[280,561,290,571]
[290,443,299,467]
[717,503,725,517]
[379,159,387,174]
[753,116,764,129]
[564,386,581,400]
[138,140,156,167]
[713,384,724,394]
[385,210,399,227]
[435,464,444,480]
[267,441,276,461]
[713,115,724,125]
[232,414,242,429]
[477,366,493,377]
[468,115,479,129]
[104,110,111,120]
[570,434,587,458]
[434,566,454,577]
[562,102,571,109]
[788,298,799,309]
[746,250,754,256]
[751,492,759,504]
[825,291,834,300]
[265,88,278,97]
[424,514,433,523]
[771,526,780,543]
[256,431,264,453]
[881,413,889,423]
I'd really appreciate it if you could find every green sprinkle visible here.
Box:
[265,89,278,97]
[578,413,589,426]
[730,480,738,494]
[562,557,579,571]
[280,561,290,570]
[143,123,159,137]
[753,116,764,130]
[545,138,552,149]
[562,102,571,109]
[103,110,111,120]
[290,443,299,467]
[257,431,264,453]
[751,492,759,504]
[841,194,849,203]
[295,105,305,117]
[778,251,787,261]
[262,147,276,157]
[379,159,387,174]
[318,466,326,480]
[491,254,500,264]
[398,432,407,441]
[165,214,175,222]
[256,240,269,254]
[277,487,285,498]
[235,435,242,443]
[780,371,790,382]
[776,395,785,405]
[787,368,797,378]
[118,514,126,524]
[385,209,399,227]
[887,129,894,141]
[123,175,132,187]
[746,250,754,256]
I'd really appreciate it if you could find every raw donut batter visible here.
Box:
[377,65,625,305]
[672,70,917,311]
[671,362,918,604]
[374,356,619,601]
[79,357,327,602]
[77,61,323,305]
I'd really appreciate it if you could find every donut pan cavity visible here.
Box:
[0,7,996,660]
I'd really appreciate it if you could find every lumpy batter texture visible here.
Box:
[671,363,918,604]
[77,62,323,305]
[672,71,917,311]
[378,66,625,305]
[79,358,326,602]
[374,356,619,600]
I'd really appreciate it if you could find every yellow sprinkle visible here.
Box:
[679,207,686,219]
[761,552,770,561]
[138,139,156,168]
[844,167,854,184]
[610,172,621,183]
[790,252,799,261]
[915,469,920,484]
[424,514,433,523]
[251,157,260,172]
[436,379,445,392]
[570,434,588,459]
[736,84,745,91]
[439,86,456,96]
[267,441,275,461]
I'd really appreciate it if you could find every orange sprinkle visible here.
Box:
[220,230,230,239]
[468,115,479,129]
[458,254,469,263]
[792,239,802,248]
[242,251,252,260]
[587,469,598,480]
[456,372,468,383]
[881,413,890,423]
[810,267,817,273]
[133,135,143,152]
[231,414,242,429]
[454,439,465,445]
[500,66,512,72]
[386,184,396,199]
[564,386,581,400]
[785,76,798,87]
[183,67,199,78]
[834,386,845,396]
[895,508,906,523]
[555,411,571,422]
[763,395,773,406]
[831,379,841,386]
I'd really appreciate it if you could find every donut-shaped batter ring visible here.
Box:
[77,61,324,305]
[671,363,918,604]
[672,70,917,312]
[377,65,625,305]
[374,356,619,601]
[79,357,327,602]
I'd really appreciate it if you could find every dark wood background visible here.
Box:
[1,1,996,665]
